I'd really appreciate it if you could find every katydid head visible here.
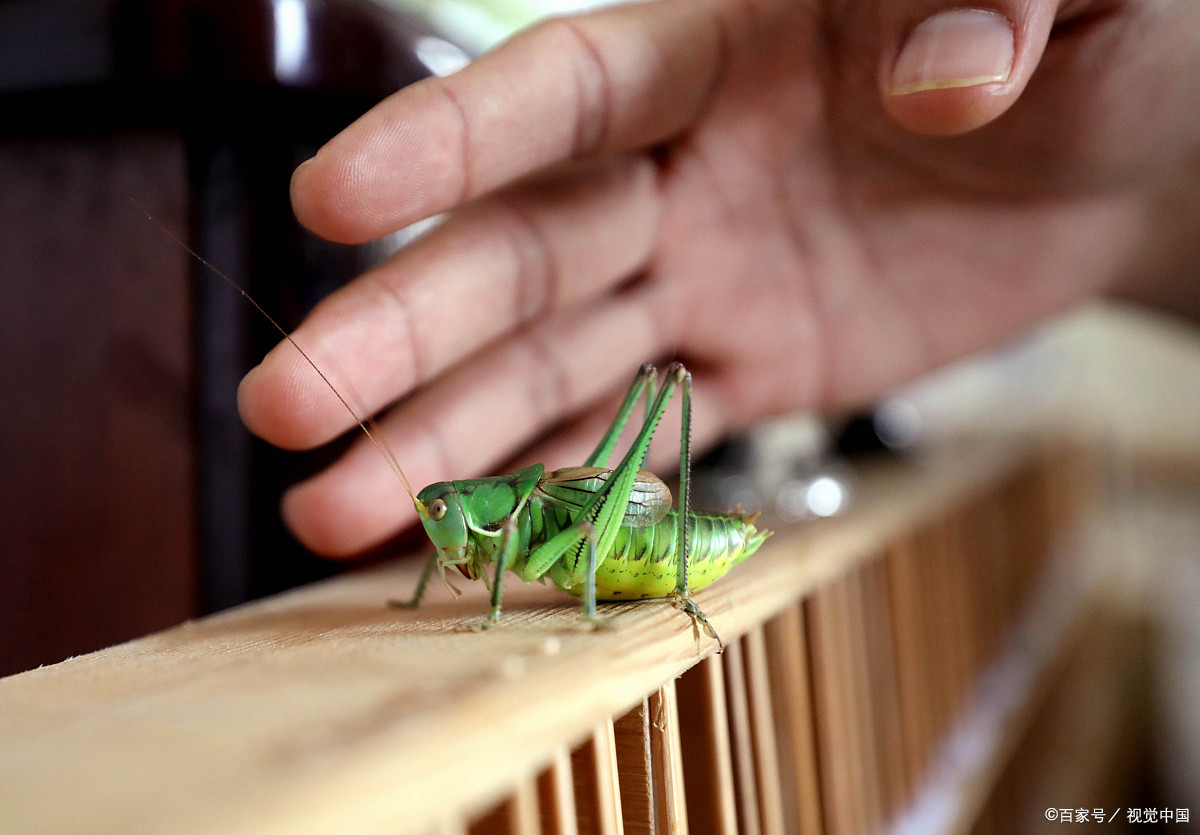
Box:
[415,482,472,572]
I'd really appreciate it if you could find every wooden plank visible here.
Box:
[763,605,823,834]
[889,534,935,788]
[859,559,908,819]
[723,639,761,835]
[807,577,860,835]
[0,441,1042,835]
[962,496,1007,674]
[434,817,469,835]
[742,628,786,835]
[472,777,541,835]
[943,513,978,719]
[538,748,578,835]
[614,701,654,834]
[676,656,738,835]
[841,568,884,833]
[573,722,624,835]
[917,526,954,749]
[514,778,544,835]
[648,682,688,835]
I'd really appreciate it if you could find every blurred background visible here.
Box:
[1,0,1197,828]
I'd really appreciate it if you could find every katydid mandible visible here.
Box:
[145,207,769,646]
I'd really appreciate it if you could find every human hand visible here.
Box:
[239,0,1200,556]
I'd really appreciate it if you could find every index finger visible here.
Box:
[291,0,725,243]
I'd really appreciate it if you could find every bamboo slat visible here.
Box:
[648,682,688,835]
[762,605,823,835]
[742,627,787,835]
[676,656,738,835]
[537,748,578,835]
[614,700,655,834]
[472,776,542,835]
[572,723,624,835]
[722,639,761,835]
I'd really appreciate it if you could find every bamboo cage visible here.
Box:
[0,437,1142,834]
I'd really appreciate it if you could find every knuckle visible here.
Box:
[495,200,558,324]
[538,16,612,156]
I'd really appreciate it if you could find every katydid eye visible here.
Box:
[428,498,448,521]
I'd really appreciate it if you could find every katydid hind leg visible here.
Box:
[572,362,690,577]
[528,364,685,630]
[538,365,684,592]
[672,593,724,650]
[674,366,693,601]
[585,363,655,468]
[642,371,658,467]
[517,519,603,629]
[579,521,600,625]
[578,362,722,646]
[663,366,723,650]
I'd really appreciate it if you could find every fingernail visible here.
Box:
[889,9,1014,96]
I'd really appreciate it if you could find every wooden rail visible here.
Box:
[0,439,1111,834]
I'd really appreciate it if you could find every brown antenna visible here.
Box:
[134,199,422,510]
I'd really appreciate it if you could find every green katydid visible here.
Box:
[390,362,771,647]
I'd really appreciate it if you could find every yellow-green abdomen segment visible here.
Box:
[550,507,770,600]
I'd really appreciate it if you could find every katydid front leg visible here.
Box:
[388,553,439,610]
[471,515,521,630]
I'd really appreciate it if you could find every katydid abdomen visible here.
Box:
[540,504,768,601]
[520,464,768,599]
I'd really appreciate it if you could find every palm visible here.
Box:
[653,0,1153,414]
[242,0,1198,555]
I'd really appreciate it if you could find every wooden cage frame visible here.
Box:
[1,438,1137,834]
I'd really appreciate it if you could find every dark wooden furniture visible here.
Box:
[0,0,436,676]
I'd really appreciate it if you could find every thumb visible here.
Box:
[880,4,1058,135]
